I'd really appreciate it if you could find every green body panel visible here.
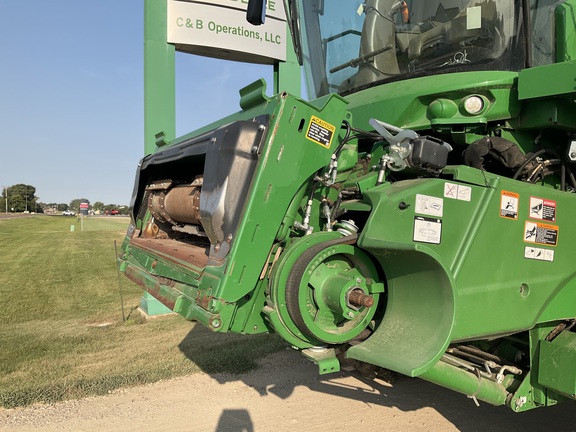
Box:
[556,1,576,62]
[345,72,519,134]
[539,331,576,398]
[518,61,576,101]
[348,170,576,375]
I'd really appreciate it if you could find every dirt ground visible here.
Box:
[1,349,574,432]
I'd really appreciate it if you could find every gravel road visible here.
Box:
[1,349,575,432]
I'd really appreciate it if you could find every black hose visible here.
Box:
[334,120,352,157]
[512,149,547,180]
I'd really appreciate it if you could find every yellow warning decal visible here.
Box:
[524,221,558,246]
[306,116,336,149]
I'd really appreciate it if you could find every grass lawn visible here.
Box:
[0,215,286,408]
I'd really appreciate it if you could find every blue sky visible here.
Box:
[0,1,273,206]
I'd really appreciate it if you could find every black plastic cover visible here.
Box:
[409,136,450,172]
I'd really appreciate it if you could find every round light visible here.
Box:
[463,95,484,115]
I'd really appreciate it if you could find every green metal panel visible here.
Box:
[518,61,576,101]
[344,71,519,134]
[348,167,576,376]
[556,0,576,62]
[539,331,576,398]
[274,25,301,95]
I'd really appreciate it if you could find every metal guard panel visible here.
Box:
[347,247,455,377]
[200,117,268,259]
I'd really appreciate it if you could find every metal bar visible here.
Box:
[420,359,510,407]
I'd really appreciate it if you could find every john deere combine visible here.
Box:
[120,0,576,411]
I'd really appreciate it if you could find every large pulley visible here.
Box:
[269,232,384,346]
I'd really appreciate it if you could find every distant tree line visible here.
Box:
[1,184,40,213]
[1,184,128,215]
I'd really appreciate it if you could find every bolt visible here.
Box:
[251,146,259,153]
[214,243,220,252]
[348,289,375,308]
[212,319,221,329]
[259,124,265,131]
[348,312,355,318]
[398,201,410,210]
[571,152,576,159]
[227,234,233,242]
[356,278,363,284]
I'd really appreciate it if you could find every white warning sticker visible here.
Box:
[529,197,556,222]
[524,246,554,262]
[415,194,443,217]
[444,183,471,201]
[413,216,442,244]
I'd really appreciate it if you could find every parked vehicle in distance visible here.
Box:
[110,209,119,215]
[62,210,75,216]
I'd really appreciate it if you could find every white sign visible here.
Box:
[167,0,287,63]
[415,194,443,217]
[413,216,442,245]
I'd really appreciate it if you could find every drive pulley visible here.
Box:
[269,232,384,346]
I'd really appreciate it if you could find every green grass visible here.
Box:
[0,215,286,408]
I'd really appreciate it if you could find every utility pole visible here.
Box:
[2,186,7,214]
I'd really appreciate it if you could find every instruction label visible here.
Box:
[524,221,558,246]
[444,182,471,201]
[415,194,443,217]
[524,246,554,262]
[306,116,336,149]
[500,191,519,220]
[529,197,556,222]
[413,216,442,244]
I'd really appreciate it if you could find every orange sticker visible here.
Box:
[500,191,519,220]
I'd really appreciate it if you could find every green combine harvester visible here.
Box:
[120,0,576,411]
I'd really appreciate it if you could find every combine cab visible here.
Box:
[120,0,576,411]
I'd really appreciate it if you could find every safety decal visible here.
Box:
[524,246,554,262]
[444,182,471,201]
[415,194,443,217]
[500,191,519,220]
[306,116,336,149]
[524,221,558,246]
[529,197,556,222]
[413,216,442,244]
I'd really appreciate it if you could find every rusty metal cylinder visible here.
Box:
[149,185,202,226]
[348,289,374,308]
[164,185,202,225]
